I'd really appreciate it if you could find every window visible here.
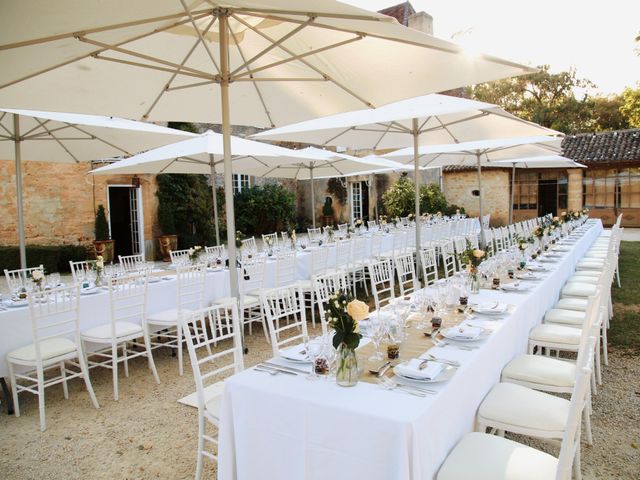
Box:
[617,168,640,208]
[512,172,538,210]
[233,174,250,194]
[351,181,362,222]
[583,169,617,208]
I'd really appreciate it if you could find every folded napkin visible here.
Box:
[279,344,309,362]
[442,325,483,340]
[475,303,507,314]
[395,359,444,380]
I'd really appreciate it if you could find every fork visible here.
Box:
[432,336,478,351]
[377,377,431,397]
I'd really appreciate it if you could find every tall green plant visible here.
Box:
[234,183,295,235]
[157,200,176,235]
[382,177,458,217]
[94,204,110,241]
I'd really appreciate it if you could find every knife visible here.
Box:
[261,361,310,374]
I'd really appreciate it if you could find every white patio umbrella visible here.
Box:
[255,94,562,257]
[490,155,586,223]
[386,135,564,245]
[0,1,538,298]
[0,108,195,268]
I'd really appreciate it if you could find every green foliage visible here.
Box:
[322,197,334,216]
[156,174,215,249]
[326,290,361,349]
[621,85,640,128]
[94,205,110,241]
[234,183,295,236]
[382,177,455,217]
[467,65,634,133]
[0,245,89,273]
[326,178,347,204]
[157,200,176,235]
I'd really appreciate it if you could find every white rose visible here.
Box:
[96,259,104,268]
[31,270,44,281]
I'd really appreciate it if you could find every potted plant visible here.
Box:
[157,201,178,262]
[93,204,115,263]
[322,197,334,226]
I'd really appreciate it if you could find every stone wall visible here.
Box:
[443,169,511,226]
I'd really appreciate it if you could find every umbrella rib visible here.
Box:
[142,16,218,120]
[434,116,461,144]
[0,12,211,91]
[92,55,213,80]
[322,126,355,146]
[166,80,215,92]
[22,123,81,139]
[231,14,375,109]
[230,18,314,77]
[21,118,53,138]
[419,112,489,134]
[373,123,394,150]
[227,19,275,127]
[66,124,132,156]
[32,118,80,163]
[179,0,221,75]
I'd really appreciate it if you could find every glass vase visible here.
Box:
[470,273,480,294]
[336,343,359,387]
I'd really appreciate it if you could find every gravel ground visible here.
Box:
[1,323,638,480]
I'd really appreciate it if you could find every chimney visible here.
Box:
[408,11,433,35]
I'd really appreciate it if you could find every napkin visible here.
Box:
[442,325,483,340]
[475,303,507,314]
[279,344,309,362]
[395,359,444,380]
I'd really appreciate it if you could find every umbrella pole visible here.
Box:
[509,164,515,225]
[310,165,316,228]
[13,114,27,269]
[412,118,421,271]
[476,153,486,248]
[209,155,220,246]
[218,13,239,302]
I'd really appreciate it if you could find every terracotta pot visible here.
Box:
[93,240,115,263]
[157,234,178,262]
[323,216,334,227]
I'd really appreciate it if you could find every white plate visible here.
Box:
[5,300,28,308]
[516,273,541,281]
[80,288,100,295]
[473,303,508,315]
[147,277,162,283]
[500,283,529,293]
[393,363,456,383]
[440,325,486,341]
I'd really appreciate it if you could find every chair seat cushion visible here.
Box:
[576,261,604,271]
[544,308,586,326]
[561,282,597,298]
[204,381,225,420]
[216,295,259,308]
[565,275,598,285]
[478,382,570,433]
[82,321,143,341]
[436,432,557,480]
[147,308,194,325]
[529,324,581,346]
[8,337,77,363]
[502,354,576,388]
[296,279,312,290]
[570,271,600,278]
[584,252,607,259]
[556,297,589,312]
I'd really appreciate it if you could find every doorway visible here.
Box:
[350,181,369,222]
[107,186,144,260]
[538,179,558,217]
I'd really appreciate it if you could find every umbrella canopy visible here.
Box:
[0,108,195,268]
[386,135,564,244]
[0,1,539,299]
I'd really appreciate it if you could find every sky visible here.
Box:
[344,0,640,95]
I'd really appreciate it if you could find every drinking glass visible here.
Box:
[305,339,325,381]
[368,315,387,361]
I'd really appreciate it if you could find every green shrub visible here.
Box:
[420,183,448,214]
[383,177,461,217]
[0,245,89,273]
[234,184,295,236]
[94,204,110,241]
[157,200,176,235]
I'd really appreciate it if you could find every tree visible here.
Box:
[234,183,296,235]
[382,176,458,217]
[94,204,110,241]
[621,86,640,128]
[465,65,636,133]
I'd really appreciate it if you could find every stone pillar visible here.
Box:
[567,168,583,212]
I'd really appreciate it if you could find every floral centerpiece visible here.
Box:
[188,245,203,263]
[459,243,485,293]
[407,213,415,223]
[290,230,297,249]
[353,218,363,230]
[93,255,105,286]
[235,231,244,249]
[532,226,544,240]
[326,291,366,387]
[30,269,45,291]
[264,236,274,254]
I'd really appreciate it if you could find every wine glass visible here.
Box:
[305,339,325,381]
[368,314,387,361]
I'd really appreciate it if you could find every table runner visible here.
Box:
[218,219,602,480]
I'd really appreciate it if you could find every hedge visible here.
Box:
[0,245,89,273]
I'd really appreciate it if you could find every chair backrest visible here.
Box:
[118,254,144,272]
[176,264,206,314]
[351,236,368,266]
[169,249,191,265]
[182,301,244,414]
[395,253,417,297]
[262,232,279,249]
[310,246,328,276]
[107,273,147,339]
[307,227,322,242]
[4,265,44,292]
[368,258,395,310]
[28,284,81,365]
[334,239,351,270]
[440,240,457,278]
[337,223,348,233]
[69,260,95,284]
[261,284,308,357]
[275,250,297,286]
[419,247,439,286]
[280,231,290,243]
[240,257,266,294]
[370,233,383,258]
[367,220,378,231]
[241,236,257,252]
[453,237,468,271]
[313,270,350,335]
[205,245,226,260]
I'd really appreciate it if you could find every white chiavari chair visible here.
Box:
[81,272,159,400]
[280,230,290,244]
[346,235,370,296]
[241,236,257,253]
[296,245,330,329]
[419,247,439,287]
[440,240,457,278]
[367,220,378,231]
[205,245,226,260]
[337,223,348,234]
[275,250,297,287]
[68,260,95,284]
[453,237,468,272]
[145,263,206,376]
[182,301,244,479]
[7,284,99,431]
[313,271,350,335]
[118,254,144,272]
[368,258,395,310]
[307,227,322,242]
[4,265,44,293]
[262,232,279,250]
[395,253,417,297]
[170,248,191,265]
[261,284,308,357]
[327,238,351,277]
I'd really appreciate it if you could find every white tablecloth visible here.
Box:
[217,220,603,480]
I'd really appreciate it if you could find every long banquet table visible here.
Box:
[217,219,603,480]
